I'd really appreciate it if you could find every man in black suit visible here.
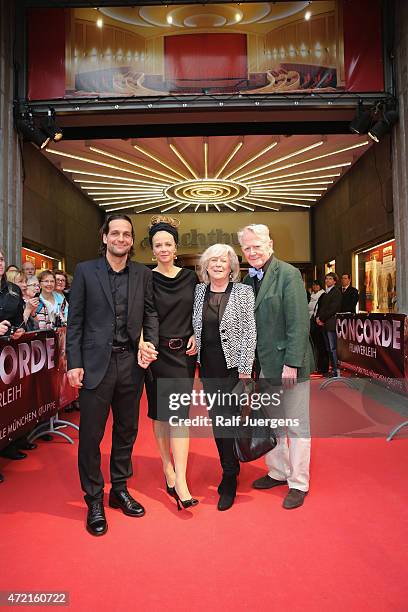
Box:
[67,214,159,536]
[340,273,359,313]
[316,272,342,377]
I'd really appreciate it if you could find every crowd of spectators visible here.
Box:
[308,272,359,377]
[0,257,72,484]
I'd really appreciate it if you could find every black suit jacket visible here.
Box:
[340,285,359,313]
[316,286,342,332]
[66,257,159,389]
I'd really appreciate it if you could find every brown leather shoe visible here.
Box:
[283,488,307,509]
[252,475,287,489]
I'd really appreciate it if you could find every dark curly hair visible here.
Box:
[99,214,135,258]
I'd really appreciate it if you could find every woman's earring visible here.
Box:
[229,272,233,280]
[152,256,157,262]
[173,252,178,260]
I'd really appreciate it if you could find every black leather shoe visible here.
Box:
[174,492,199,511]
[86,501,108,536]
[217,475,237,511]
[283,488,308,509]
[217,493,235,511]
[109,489,145,517]
[164,477,176,498]
[0,447,27,460]
[252,475,287,489]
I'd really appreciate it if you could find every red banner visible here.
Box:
[0,329,78,450]
[27,8,66,100]
[336,313,408,394]
[342,0,384,92]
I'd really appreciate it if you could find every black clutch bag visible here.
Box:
[232,380,277,463]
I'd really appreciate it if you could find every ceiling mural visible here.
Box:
[28,1,385,100]
[44,134,370,214]
[99,2,311,31]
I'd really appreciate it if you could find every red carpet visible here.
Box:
[1,385,407,611]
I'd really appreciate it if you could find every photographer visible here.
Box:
[0,249,27,469]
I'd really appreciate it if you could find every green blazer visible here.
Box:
[243,257,315,380]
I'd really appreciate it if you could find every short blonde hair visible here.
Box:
[237,224,271,245]
[6,269,19,283]
[14,271,27,285]
[198,243,241,284]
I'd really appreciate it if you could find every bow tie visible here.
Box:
[248,267,264,280]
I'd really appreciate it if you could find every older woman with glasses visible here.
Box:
[36,270,68,329]
[23,275,41,331]
[9,271,39,331]
[54,270,70,303]
[193,244,256,511]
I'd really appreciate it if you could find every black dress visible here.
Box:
[146,268,198,421]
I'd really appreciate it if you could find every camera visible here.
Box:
[7,323,25,336]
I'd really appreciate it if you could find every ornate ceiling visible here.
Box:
[44,134,370,214]
[99,2,310,30]
[76,2,336,36]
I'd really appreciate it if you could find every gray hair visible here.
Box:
[237,224,272,246]
[198,243,241,284]
[27,276,40,287]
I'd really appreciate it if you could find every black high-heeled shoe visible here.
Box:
[164,477,176,498]
[174,491,199,511]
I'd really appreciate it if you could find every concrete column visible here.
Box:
[0,0,23,265]
[392,1,408,314]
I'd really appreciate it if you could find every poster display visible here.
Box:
[358,239,396,314]
[27,1,385,101]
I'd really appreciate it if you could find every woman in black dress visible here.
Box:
[140,216,198,510]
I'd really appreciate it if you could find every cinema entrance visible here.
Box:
[9,0,401,309]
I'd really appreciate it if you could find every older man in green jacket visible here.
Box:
[239,224,314,509]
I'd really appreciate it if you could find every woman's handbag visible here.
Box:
[232,380,277,462]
